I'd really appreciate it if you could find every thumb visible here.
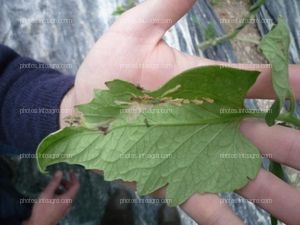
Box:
[110,0,196,43]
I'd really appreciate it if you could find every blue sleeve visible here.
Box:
[0,218,23,225]
[0,44,75,153]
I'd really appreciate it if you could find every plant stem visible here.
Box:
[198,31,239,50]
[235,36,261,45]
[278,113,300,128]
[288,89,296,115]
[271,216,277,225]
[199,0,266,50]
[248,112,300,128]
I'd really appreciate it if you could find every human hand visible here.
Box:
[22,171,80,225]
[237,119,300,225]
[59,0,300,224]
[60,0,216,126]
[180,111,300,225]
[60,0,300,124]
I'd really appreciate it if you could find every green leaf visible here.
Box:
[37,66,262,206]
[259,17,291,125]
[37,127,104,172]
[150,66,259,108]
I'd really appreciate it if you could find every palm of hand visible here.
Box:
[75,2,213,105]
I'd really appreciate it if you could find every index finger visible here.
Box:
[240,118,300,170]
[246,64,300,100]
[110,0,196,42]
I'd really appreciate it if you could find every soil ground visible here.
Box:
[213,0,267,63]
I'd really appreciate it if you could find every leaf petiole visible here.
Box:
[235,36,261,45]
[277,113,300,128]
[249,111,300,128]
[288,88,296,115]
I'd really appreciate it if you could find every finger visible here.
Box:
[218,63,300,100]
[181,193,244,225]
[246,64,300,100]
[110,0,196,42]
[60,172,80,200]
[120,178,243,225]
[206,63,300,100]
[238,169,300,225]
[240,118,300,170]
[181,53,300,100]
[41,171,63,198]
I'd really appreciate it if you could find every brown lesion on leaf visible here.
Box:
[119,93,215,107]
[114,91,216,123]
[191,99,204,105]
[98,126,109,135]
[160,97,214,106]
[144,118,151,127]
[136,84,144,91]
[130,95,161,105]
[202,97,214,104]
[161,85,182,97]
[64,113,82,127]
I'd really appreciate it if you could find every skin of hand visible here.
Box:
[22,171,80,225]
[59,0,300,224]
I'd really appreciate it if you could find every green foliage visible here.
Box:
[259,17,300,225]
[205,23,217,40]
[149,66,258,107]
[191,16,217,41]
[259,17,291,126]
[210,0,221,6]
[112,0,136,16]
[37,66,262,206]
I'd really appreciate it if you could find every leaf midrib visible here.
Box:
[111,116,243,131]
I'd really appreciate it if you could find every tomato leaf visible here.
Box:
[37,66,262,206]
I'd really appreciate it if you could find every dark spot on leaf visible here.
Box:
[144,118,150,127]
[136,85,144,91]
[98,126,109,135]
